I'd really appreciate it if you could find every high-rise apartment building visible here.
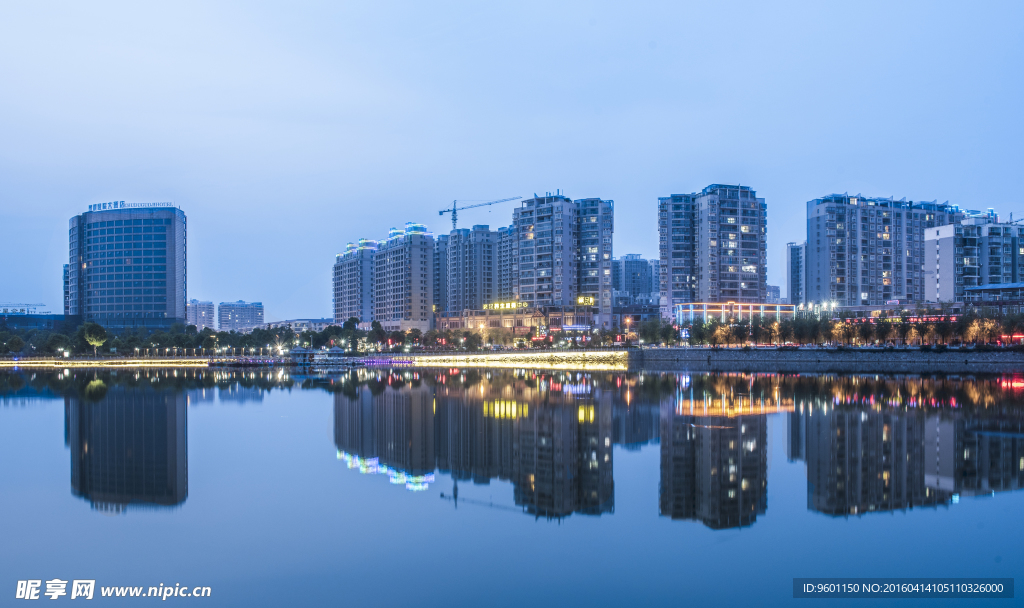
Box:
[785,242,806,306]
[512,194,614,329]
[333,239,377,324]
[497,225,516,301]
[612,254,654,297]
[445,225,498,312]
[433,234,449,314]
[218,300,264,332]
[805,194,966,307]
[373,223,434,332]
[67,202,187,329]
[63,264,70,316]
[925,216,1023,303]
[186,300,215,331]
[658,185,767,318]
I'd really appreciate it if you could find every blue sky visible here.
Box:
[1,1,1022,320]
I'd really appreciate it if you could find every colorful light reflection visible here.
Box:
[337,451,435,492]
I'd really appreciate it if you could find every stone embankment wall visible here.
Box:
[633,348,1024,374]
[399,349,628,371]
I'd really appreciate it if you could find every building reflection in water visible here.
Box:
[333,370,615,519]
[333,377,435,491]
[65,382,187,513]
[659,375,776,529]
[787,376,1024,516]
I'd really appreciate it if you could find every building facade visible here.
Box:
[433,234,449,315]
[785,241,806,306]
[695,185,767,303]
[805,194,967,308]
[67,202,187,329]
[658,193,697,318]
[497,225,516,302]
[659,185,767,318]
[924,217,1023,303]
[218,300,264,332]
[264,318,335,333]
[333,239,377,324]
[512,194,614,329]
[373,223,434,332]
[445,225,498,313]
[612,254,654,298]
[186,300,215,331]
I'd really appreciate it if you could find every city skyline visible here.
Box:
[28,189,1023,329]
[2,2,1023,320]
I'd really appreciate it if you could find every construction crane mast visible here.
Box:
[439,196,522,231]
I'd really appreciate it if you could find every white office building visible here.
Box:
[218,300,264,332]
[186,299,215,331]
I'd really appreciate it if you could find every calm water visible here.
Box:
[1,368,1022,607]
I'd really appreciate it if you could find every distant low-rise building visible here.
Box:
[218,300,264,332]
[264,318,335,333]
[186,300,215,331]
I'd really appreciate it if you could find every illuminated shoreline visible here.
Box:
[0,358,215,368]
[368,351,630,371]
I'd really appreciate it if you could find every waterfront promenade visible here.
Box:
[1,347,1020,374]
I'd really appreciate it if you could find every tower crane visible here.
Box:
[439,196,522,231]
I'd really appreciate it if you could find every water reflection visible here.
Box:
[3,368,1022,526]
[660,412,767,529]
[65,383,187,512]
[789,406,1024,516]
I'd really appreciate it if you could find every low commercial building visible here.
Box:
[611,304,662,332]
[964,282,1024,315]
[436,303,597,337]
[674,302,796,325]
[264,318,336,333]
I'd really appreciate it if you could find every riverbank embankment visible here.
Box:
[385,347,1023,374]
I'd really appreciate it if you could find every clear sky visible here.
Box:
[2,0,1022,320]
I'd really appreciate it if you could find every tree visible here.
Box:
[45,333,71,354]
[202,335,217,351]
[732,321,750,347]
[857,322,875,346]
[7,335,25,353]
[83,323,107,356]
